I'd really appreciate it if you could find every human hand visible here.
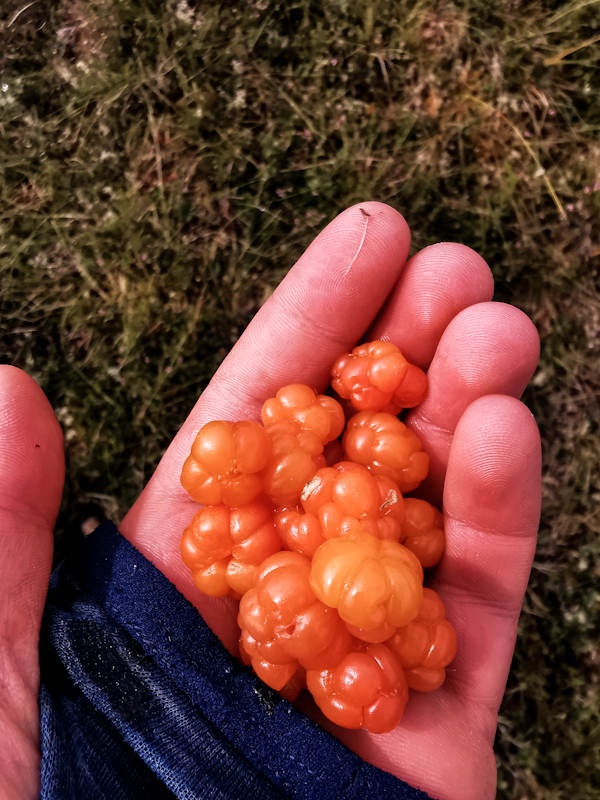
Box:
[0,202,541,800]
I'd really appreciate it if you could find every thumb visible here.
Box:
[0,366,64,799]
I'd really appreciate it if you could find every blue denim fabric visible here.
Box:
[39,521,433,800]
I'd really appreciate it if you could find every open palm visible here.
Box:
[0,202,541,800]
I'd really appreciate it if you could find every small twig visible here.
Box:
[544,35,600,66]
[345,208,370,276]
[373,54,390,89]
[8,0,39,27]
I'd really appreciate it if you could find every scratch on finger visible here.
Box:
[344,208,370,276]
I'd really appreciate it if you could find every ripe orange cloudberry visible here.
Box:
[262,384,345,445]
[306,641,408,733]
[386,588,457,692]
[181,420,272,507]
[343,411,429,493]
[310,532,424,631]
[180,499,282,597]
[401,498,445,568]
[238,551,349,670]
[331,340,427,414]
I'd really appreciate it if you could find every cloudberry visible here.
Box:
[401,498,445,568]
[181,420,271,507]
[238,551,349,666]
[331,340,427,414]
[310,532,424,630]
[261,420,324,504]
[386,588,457,692]
[301,463,405,542]
[343,411,429,493]
[262,384,345,444]
[180,499,282,596]
[306,641,408,733]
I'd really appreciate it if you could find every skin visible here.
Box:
[0,201,541,800]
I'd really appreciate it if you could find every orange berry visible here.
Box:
[310,532,423,630]
[181,420,272,506]
[238,551,348,665]
[306,641,408,733]
[386,588,457,692]
[275,463,405,559]
[262,384,345,444]
[302,463,405,543]
[331,340,427,414]
[180,499,282,597]
[343,411,429,493]
[401,498,445,568]
[261,420,323,503]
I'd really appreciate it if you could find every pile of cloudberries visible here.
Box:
[180,341,456,734]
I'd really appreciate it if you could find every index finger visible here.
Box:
[196,202,410,425]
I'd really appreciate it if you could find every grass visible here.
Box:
[1,0,600,796]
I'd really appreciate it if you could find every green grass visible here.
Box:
[2,0,600,796]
